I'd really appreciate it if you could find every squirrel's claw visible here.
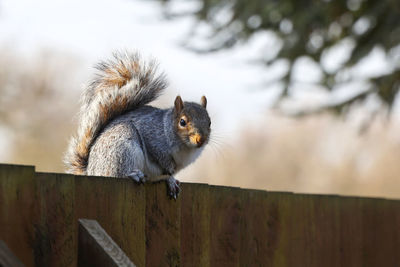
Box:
[127,170,146,184]
[166,177,180,200]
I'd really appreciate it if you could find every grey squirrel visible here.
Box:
[64,51,211,199]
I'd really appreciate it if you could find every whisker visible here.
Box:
[208,142,225,160]
[207,137,230,160]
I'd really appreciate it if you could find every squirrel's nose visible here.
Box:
[196,135,204,147]
[190,134,204,147]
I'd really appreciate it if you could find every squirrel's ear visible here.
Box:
[174,95,184,113]
[200,96,207,108]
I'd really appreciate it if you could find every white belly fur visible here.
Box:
[173,146,204,172]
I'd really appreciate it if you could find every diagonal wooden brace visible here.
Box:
[78,219,136,267]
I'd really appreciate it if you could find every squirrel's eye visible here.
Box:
[180,119,187,127]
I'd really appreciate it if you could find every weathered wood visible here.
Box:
[357,198,400,267]
[243,192,400,267]
[239,190,280,266]
[209,186,242,267]
[78,219,135,267]
[145,182,180,267]
[0,164,37,266]
[0,240,25,267]
[75,176,146,266]
[0,163,400,267]
[337,197,364,266]
[180,183,210,267]
[286,194,342,266]
[34,173,76,267]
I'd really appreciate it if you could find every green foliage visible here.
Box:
[162,0,400,114]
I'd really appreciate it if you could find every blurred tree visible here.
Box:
[0,49,80,172]
[160,0,400,115]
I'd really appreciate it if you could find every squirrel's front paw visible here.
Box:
[166,177,180,200]
[127,169,146,184]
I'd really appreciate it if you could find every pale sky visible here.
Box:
[0,0,281,137]
[0,0,395,130]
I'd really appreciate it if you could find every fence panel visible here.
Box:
[145,182,180,267]
[180,183,210,267]
[0,165,37,266]
[0,164,400,267]
[75,176,146,266]
[209,186,242,267]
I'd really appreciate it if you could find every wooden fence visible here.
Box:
[0,163,399,266]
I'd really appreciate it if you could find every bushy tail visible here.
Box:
[64,51,168,175]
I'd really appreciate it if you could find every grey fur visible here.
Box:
[64,51,211,198]
[87,104,211,179]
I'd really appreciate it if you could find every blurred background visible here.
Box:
[0,0,400,198]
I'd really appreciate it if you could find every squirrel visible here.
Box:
[64,51,211,199]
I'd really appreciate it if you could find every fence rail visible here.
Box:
[0,163,399,266]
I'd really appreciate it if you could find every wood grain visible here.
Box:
[180,183,210,267]
[209,186,242,267]
[0,240,25,267]
[145,182,181,267]
[0,164,400,266]
[78,219,135,267]
[34,173,76,267]
[0,164,36,266]
[75,176,146,266]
